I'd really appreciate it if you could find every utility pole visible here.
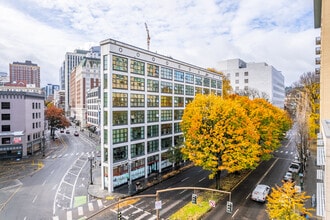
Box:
[145,22,150,51]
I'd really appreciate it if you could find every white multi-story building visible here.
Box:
[86,86,101,130]
[100,38,222,192]
[0,87,45,159]
[217,59,285,109]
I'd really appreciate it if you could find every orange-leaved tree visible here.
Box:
[45,104,70,139]
[266,181,313,219]
[207,68,233,99]
[180,94,261,189]
[231,95,292,160]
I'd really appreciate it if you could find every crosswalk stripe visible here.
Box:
[135,212,150,220]
[78,206,83,216]
[67,210,72,220]
[88,202,94,211]
[52,216,59,220]
[97,199,103,208]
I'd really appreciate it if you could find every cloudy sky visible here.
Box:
[0,0,318,87]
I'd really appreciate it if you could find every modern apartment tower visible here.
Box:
[217,59,285,109]
[60,49,89,115]
[9,60,40,88]
[100,39,222,192]
[314,0,330,218]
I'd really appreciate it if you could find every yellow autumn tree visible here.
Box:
[230,95,292,160]
[266,181,313,220]
[180,94,261,189]
[207,68,233,98]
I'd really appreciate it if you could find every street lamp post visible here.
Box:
[89,157,94,185]
[42,136,46,157]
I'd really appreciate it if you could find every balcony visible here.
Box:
[315,57,321,65]
[316,47,321,55]
[316,36,321,45]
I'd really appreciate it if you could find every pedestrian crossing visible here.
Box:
[45,151,100,159]
[274,150,295,155]
[53,199,105,220]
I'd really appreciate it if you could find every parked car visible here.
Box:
[60,130,64,133]
[251,184,271,202]
[65,130,70,134]
[283,171,293,182]
[74,131,79,136]
[288,162,300,173]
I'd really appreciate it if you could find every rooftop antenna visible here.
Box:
[145,22,150,51]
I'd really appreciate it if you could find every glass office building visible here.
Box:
[100,39,222,192]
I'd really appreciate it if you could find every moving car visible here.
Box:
[251,184,271,202]
[65,130,70,134]
[283,171,293,182]
[288,162,300,173]
[74,131,79,136]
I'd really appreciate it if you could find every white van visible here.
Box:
[251,184,271,202]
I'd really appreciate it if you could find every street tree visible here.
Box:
[231,95,292,160]
[167,145,184,170]
[266,181,313,219]
[45,104,70,139]
[180,94,261,189]
[207,68,233,98]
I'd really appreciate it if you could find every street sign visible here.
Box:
[209,200,216,207]
[192,193,197,204]
[155,200,162,209]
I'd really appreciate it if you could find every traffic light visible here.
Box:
[192,193,197,204]
[226,201,233,213]
[118,211,122,219]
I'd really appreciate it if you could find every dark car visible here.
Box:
[74,131,79,136]
[65,130,70,134]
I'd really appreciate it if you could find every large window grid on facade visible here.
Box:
[112,74,128,89]
[174,109,184,120]
[130,60,145,75]
[161,96,172,107]
[174,84,184,95]
[174,97,184,107]
[195,76,202,85]
[147,64,159,78]
[185,73,194,84]
[113,128,128,144]
[130,76,145,91]
[131,126,144,141]
[174,122,181,133]
[161,110,172,121]
[147,125,159,138]
[113,111,128,126]
[147,110,159,122]
[112,55,128,72]
[161,82,173,94]
[131,94,145,107]
[113,93,128,107]
[131,142,145,158]
[174,70,184,82]
[147,79,159,92]
[131,110,144,124]
[185,85,194,96]
[113,145,128,162]
[161,137,172,150]
[161,123,172,136]
[147,140,159,153]
[147,95,159,107]
[161,67,173,80]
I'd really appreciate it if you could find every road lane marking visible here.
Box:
[51,170,55,174]
[245,193,251,200]
[78,206,83,216]
[232,208,239,218]
[66,210,72,220]
[97,199,103,208]
[23,217,27,220]
[198,177,206,182]
[52,216,59,220]
[88,202,94,211]
[257,158,279,185]
[179,189,187,194]
[32,195,38,203]
[42,180,47,186]
[181,177,189,182]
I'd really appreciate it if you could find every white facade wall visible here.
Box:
[218,59,285,109]
[100,38,223,192]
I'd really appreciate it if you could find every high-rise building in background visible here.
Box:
[100,39,222,192]
[217,58,285,109]
[42,83,60,101]
[314,0,329,218]
[9,60,40,88]
[59,47,100,116]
